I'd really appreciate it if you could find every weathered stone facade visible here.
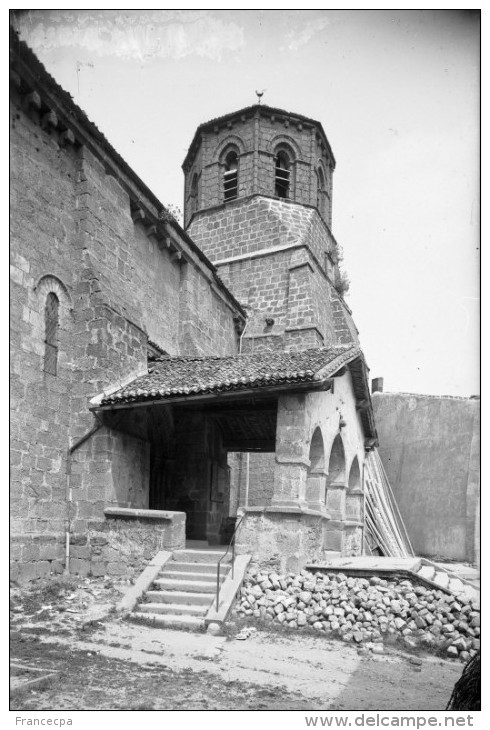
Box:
[184,106,358,354]
[235,369,366,572]
[10,32,376,581]
[182,104,365,559]
[183,106,334,229]
[10,33,244,582]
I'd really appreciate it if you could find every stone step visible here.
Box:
[165,561,231,575]
[145,590,213,605]
[131,611,205,631]
[153,577,216,593]
[136,602,209,617]
[159,569,219,583]
[433,571,450,590]
[417,565,435,581]
[172,549,229,564]
[448,578,466,595]
[461,585,479,603]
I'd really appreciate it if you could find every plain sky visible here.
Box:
[13,8,480,397]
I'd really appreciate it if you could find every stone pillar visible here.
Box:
[345,489,364,522]
[324,477,346,553]
[271,393,309,509]
[325,480,346,521]
[306,468,328,513]
[324,520,344,552]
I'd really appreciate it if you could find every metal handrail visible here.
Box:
[215,514,245,609]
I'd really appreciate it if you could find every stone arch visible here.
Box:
[327,433,346,485]
[309,426,325,470]
[33,274,72,376]
[214,134,247,162]
[348,456,361,490]
[306,426,327,510]
[43,292,59,375]
[346,456,363,521]
[271,140,297,201]
[34,274,72,309]
[315,157,329,179]
[267,133,302,159]
[315,163,325,207]
[221,146,240,202]
[324,433,347,521]
[188,171,199,217]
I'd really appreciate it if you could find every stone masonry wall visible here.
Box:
[184,108,334,227]
[10,94,84,582]
[79,145,238,358]
[69,512,185,579]
[189,196,355,352]
[230,452,276,509]
[236,371,366,569]
[69,428,150,534]
[178,263,239,356]
[10,82,239,581]
[188,196,336,265]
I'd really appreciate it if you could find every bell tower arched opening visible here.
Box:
[223,149,239,202]
[275,149,292,198]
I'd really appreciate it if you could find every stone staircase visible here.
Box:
[312,555,479,604]
[131,548,231,630]
[414,560,480,603]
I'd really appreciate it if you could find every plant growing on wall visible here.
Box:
[159,204,183,225]
[336,271,350,297]
[332,244,350,297]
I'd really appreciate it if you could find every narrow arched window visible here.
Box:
[275,150,290,198]
[317,167,326,214]
[189,173,199,217]
[223,151,238,201]
[44,292,59,375]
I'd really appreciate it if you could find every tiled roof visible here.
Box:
[100,345,362,406]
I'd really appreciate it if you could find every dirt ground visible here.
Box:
[10,576,463,711]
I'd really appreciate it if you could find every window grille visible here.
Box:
[275,151,290,198]
[223,151,238,201]
[44,292,59,375]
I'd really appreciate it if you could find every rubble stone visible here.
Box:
[235,567,479,662]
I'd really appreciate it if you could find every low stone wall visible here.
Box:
[236,508,328,573]
[10,509,186,583]
[69,508,186,577]
[236,508,363,572]
[235,566,480,663]
[10,535,65,583]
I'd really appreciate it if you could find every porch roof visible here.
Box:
[99,344,362,407]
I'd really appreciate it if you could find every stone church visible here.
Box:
[10,29,378,582]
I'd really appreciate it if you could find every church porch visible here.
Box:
[86,345,377,572]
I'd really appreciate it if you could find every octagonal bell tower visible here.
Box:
[183,104,359,353]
